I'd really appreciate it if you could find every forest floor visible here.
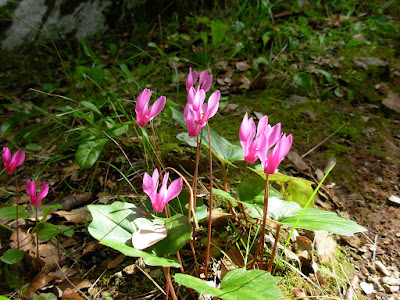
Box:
[1,2,400,299]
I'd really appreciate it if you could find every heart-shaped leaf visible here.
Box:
[88,202,191,267]
[251,167,314,207]
[0,249,24,264]
[76,138,108,169]
[0,206,30,219]
[174,269,283,299]
[215,188,367,236]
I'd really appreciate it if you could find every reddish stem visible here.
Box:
[258,174,269,270]
[163,267,177,300]
[35,206,40,271]
[204,122,213,275]
[15,174,20,249]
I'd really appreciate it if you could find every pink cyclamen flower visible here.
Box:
[2,147,25,174]
[186,68,213,92]
[26,179,49,207]
[135,88,166,127]
[143,169,183,213]
[239,113,281,163]
[259,133,293,175]
[184,87,221,137]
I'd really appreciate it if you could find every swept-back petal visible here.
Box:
[148,96,166,120]
[202,75,213,92]
[205,90,220,120]
[192,89,206,111]
[266,123,281,148]
[165,178,183,204]
[135,88,152,114]
[239,113,256,147]
[256,115,269,137]
[143,170,157,196]
[36,182,49,203]
[26,179,37,204]
[2,147,11,164]
[199,70,208,84]
[186,68,198,91]
[15,151,25,168]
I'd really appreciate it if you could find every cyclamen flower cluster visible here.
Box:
[184,68,220,137]
[240,112,292,175]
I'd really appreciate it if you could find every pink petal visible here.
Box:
[192,89,206,111]
[239,113,256,151]
[165,177,183,204]
[256,115,269,137]
[2,147,11,165]
[184,104,198,137]
[205,90,220,120]
[199,70,208,84]
[135,88,152,115]
[36,182,49,203]
[148,96,166,120]
[143,171,157,196]
[158,173,170,205]
[186,68,198,91]
[266,123,281,148]
[26,179,37,205]
[202,75,213,92]
[15,151,25,168]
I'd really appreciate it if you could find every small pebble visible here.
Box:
[375,260,391,276]
[360,282,375,295]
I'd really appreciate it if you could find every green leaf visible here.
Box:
[58,225,74,237]
[210,21,229,48]
[251,167,314,208]
[237,178,283,205]
[0,249,24,264]
[81,101,103,116]
[88,202,191,268]
[174,269,283,299]
[314,69,335,85]
[0,206,30,219]
[150,214,192,256]
[0,296,11,300]
[250,197,366,236]
[293,73,313,93]
[38,223,58,240]
[25,143,42,151]
[75,138,108,169]
[40,204,63,221]
[171,107,243,165]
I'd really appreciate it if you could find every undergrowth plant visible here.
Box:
[85,68,366,299]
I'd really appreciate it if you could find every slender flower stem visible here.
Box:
[204,122,213,275]
[267,224,281,273]
[221,162,240,224]
[176,251,196,300]
[35,206,40,271]
[252,175,270,269]
[190,129,203,250]
[163,267,177,300]
[15,174,20,249]
[258,174,270,270]
[150,120,163,173]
